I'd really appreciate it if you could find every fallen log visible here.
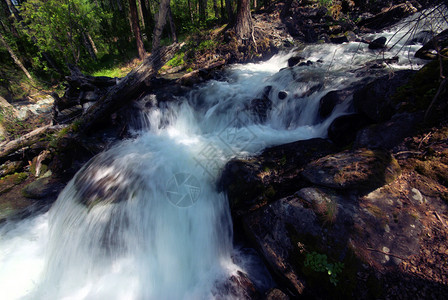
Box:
[0,125,67,159]
[76,42,184,133]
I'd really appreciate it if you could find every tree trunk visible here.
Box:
[77,43,183,133]
[1,0,18,37]
[82,32,97,61]
[220,0,226,22]
[0,32,35,84]
[86,32,98,54]
[140,0,153,39]
[129,0,146,60]
[199,0,206,22]
[226,0,234,24]
[187,0,194,23]
[0,125,65,159]
[167,5,177,43]
[4,0,22,22]
[137,0,146,29]
[234,0,253,40]
[213,0,219,19]
[151,0,170,54]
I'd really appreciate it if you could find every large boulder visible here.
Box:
[242,178,426,298]
[353,70,416,123]
[301,149,401,191]
[415,29,448,60]
[355,112,423,149]
[218,138,338,215]
[328,114,372,146]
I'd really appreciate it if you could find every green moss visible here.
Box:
[414,158,448,186]
[166,52,186,68]
[0,172,28,195]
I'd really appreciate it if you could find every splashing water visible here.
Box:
[1,9,447,300]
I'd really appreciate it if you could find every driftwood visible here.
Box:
[0,125,66,159]
[76,43,184,133]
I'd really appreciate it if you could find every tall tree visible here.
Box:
[151,0,170,69]
[0,31,35,84]
[167,5,177,43]
[234,0,253,41]
[139,0,153,39]
[8,0,62,74]
[129,0,146,60]
[213,0,219,19]
[220,0,226,22]
[199,0,207,22]
[226,0,234,24]
[1,0,18,37]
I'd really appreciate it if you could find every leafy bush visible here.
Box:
[304,251,344,286]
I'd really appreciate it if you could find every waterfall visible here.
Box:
[1,8,447,299]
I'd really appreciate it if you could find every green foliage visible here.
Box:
[318,0,333,7]
[91,67,129,78]
[21,0,112,71]
[166,52,186,68]
[304,251,344,286]
[197,39,218,52]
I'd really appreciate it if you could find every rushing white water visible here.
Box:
[1,8,447,299]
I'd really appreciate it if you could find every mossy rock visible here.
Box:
[0,172,28,195]
[0,161,24,177]
[301,149,401,191]
[21,171,52,199]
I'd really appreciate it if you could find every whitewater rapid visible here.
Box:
[1,8,447,299]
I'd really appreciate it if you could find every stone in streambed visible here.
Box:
[368,37,387,49]
[278,91,288,100]
[288,56,305,67]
